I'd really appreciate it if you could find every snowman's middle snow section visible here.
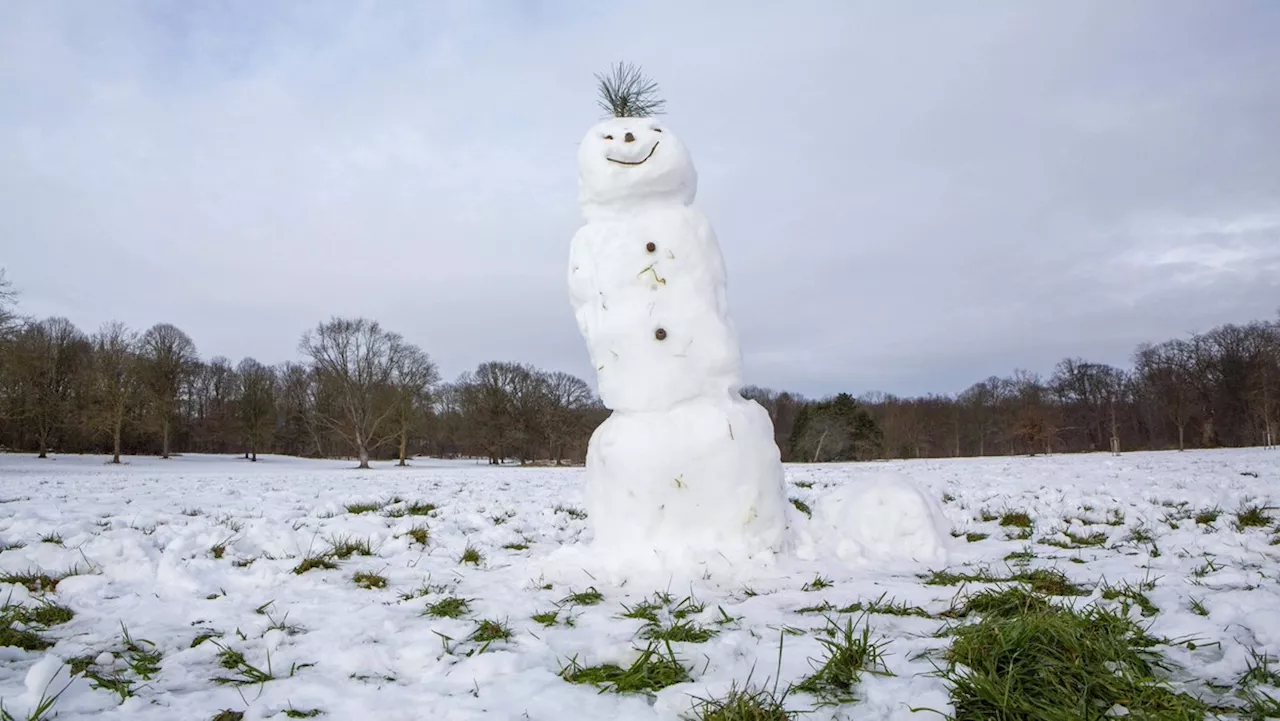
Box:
[568,117,793,562]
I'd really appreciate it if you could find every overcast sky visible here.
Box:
[2,2,1278,398]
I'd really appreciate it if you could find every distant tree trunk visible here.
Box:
[812,428,829,463]
[161,418,171,459]
[356,431,370,469]
[1177,422,1185,451]
[111,416,123,464]
[398,428,408,466]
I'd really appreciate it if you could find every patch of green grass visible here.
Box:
[1124,525,1156,545]
[1188,598,1208,617]
[405,501,437,516]
[192,631,221,648]
[327,535,374,560]
[801,575,832,592]
[291,552,338,575]
[964,532,988,543]
[789,498,811,518]
[642,619,718,643]
[1235,503,1274,530]
[353,571,387,590]
[83,669,135,702]
[0,625,52,651]
[210,541,228,559]
[553,505,588,520]
[0,540,27,553]
[20,601,74,627]
[840,593,931,618]
[1016,568,1088,596]
[1003,548,1035,563]
[559,640,691,693]
[344,501,381,515]
[937,589,1208,719]
[796,601,835,615]
[1105,509,1126,526]
[212,645,275,686]
[560,587,604,607]
[532,610,560,626]
[1065,529,1108,547]
[423,597,470,619]
[941,492,956,503]
[1195,507,1221,526]
[1005,526,1034,541]
[621,596,666,624]
[922,567,1086,596]
[686,680,792,720]
[39,532,63,546]
[943,586,1054,620]
[397,579,449,602]
[211,711,244,721]
[0,569,69,594]
[999,511,1033,529]
[469,619,513,644]
[502,542,529,551]
[792,614,893,701]
[459,544,484,566]
[120,624,162,680]
[1100,581,1159,617]
[1042,528,1108,549]
[283,707,323,718]
[1240,648,1280,688]
[404,524,429,547]
[978,509,999,523]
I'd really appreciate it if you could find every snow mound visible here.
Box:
[809,472,951,566]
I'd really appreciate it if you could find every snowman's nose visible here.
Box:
[624,132,635,143]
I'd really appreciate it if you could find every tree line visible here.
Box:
[0,269,1276,464]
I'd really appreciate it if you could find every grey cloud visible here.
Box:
[1,1,1277,398]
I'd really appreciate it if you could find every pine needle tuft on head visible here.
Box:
[595,62,666,118]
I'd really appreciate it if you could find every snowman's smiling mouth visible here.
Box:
[606,142,659,166]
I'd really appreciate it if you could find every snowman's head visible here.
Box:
[578,117,697,214]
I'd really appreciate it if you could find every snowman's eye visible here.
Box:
[603,135,614,140]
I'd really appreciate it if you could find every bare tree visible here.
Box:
[88,322,140,463]
[236,358,277,462]
[541,370,595,464]
[139,323,199,459]
[0,270,17,338]
[299,317,417,469]
[12,317,90,458]
[388,346,440,466]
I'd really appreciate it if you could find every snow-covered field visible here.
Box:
[1,449,1278,720]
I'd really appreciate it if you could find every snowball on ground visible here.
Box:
[810,471,952,566]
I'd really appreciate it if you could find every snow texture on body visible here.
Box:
[1,451,1279,720]
[569,117,793,562]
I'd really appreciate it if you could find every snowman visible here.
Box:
[567,65,794,563]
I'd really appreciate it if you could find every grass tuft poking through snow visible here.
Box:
[792,613,893,702]
[686,680,792,720]
[559,639,690,694]
[352,571,387,590]
[935,586,1207,719]
[292,552,338,575]
[423,596,470,619]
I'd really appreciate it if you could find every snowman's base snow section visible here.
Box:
[579,394,951,571]
[583,394,793,568]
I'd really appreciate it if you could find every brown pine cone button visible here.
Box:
[654,328,667,341]
[645,242,656,253]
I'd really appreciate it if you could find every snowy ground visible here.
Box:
[1,449,1278,720]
